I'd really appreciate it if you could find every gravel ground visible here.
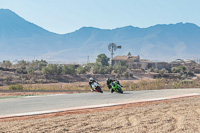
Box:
[1,96,200,133]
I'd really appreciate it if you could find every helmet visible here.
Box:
[106,78,110,81]
[89,77,94,81]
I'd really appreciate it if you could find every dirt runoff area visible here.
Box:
[1,96,200,133]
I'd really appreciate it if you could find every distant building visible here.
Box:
[112,52,140,66]
[170,59,196,67]
[136,62,171,70]
[155,62,171,70]
[112,54,197,71]
[183,59,196,65]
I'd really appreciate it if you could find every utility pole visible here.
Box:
[87,56,90,64]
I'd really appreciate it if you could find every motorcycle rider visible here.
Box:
[106,78,122,93]
[89,77,97,91]
[111,82,118,93]
[106,78,114,90]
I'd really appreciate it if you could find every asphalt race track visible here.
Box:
[1,88,200,118]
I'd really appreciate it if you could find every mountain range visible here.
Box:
[1,9,200,63]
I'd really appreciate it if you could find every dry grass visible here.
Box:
[1,96,200,132]
[0,82,90,91]
[1,78,200,92]
[121,79,200,91]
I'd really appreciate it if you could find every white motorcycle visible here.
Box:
[91,82,103,93]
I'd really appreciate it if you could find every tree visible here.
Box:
[171,66,187,73]
[42,64,62,75]
[62,65,76,74]
[93,63,112,74]
[17,60,27,68]
[32,60,48,70]
[76,66,90,74]
[128,52,132,56]
[113,62,127,74]
[2,60,12,68]
[159,68,167,77]
[96,54,110,66]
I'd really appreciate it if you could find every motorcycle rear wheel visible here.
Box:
[96,86,103,93]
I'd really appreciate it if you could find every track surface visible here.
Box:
[1,88,200,117]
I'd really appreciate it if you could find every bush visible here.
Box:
[16,67,27,74]
[93,63,112,74]
[26,67,35,74]
[34,60,48,70]
[113,62,127,74]
[171,66,186,73]
[187,71,195,76]
[122,72,129,78]
[62,65,76,74]
[42,64,62,75]
[2,60,12,68]
[9,84,24,90]
[76,66,90,74]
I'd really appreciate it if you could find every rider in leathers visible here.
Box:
[106,78,122,93]
[89,77,97,91]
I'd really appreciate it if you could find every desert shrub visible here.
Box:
[171,66,187,73]
[93,63,103,74]
[153,68,159,73]
[182,80,194,88]
[62,65,76,74]
[76,66,90,74]
[147,67,159,73]
[9,84,24,90]
[159,68,167,74]
[33,60,48,70]
[122,72,129,78]
[16,67,27,74]
[93,63,112,74]
[104,65,112,74]
[147,68,154,73]
[3,76,12,81]
[35,79,48,83]
[113,62,127,74]
[172,80,196,89]
[42,64,62,75]
[13,76,20,80]
[17,60,28,68]
[2,60,12,68]
[187,71,195,76]
[26,67,35,74]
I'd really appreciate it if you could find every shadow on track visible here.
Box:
[113,92,132,94]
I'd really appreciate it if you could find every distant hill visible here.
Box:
[1,9,200,63]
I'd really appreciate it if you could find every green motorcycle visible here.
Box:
[111,82,123,93]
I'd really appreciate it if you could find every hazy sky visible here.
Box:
[1,0,200,34]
